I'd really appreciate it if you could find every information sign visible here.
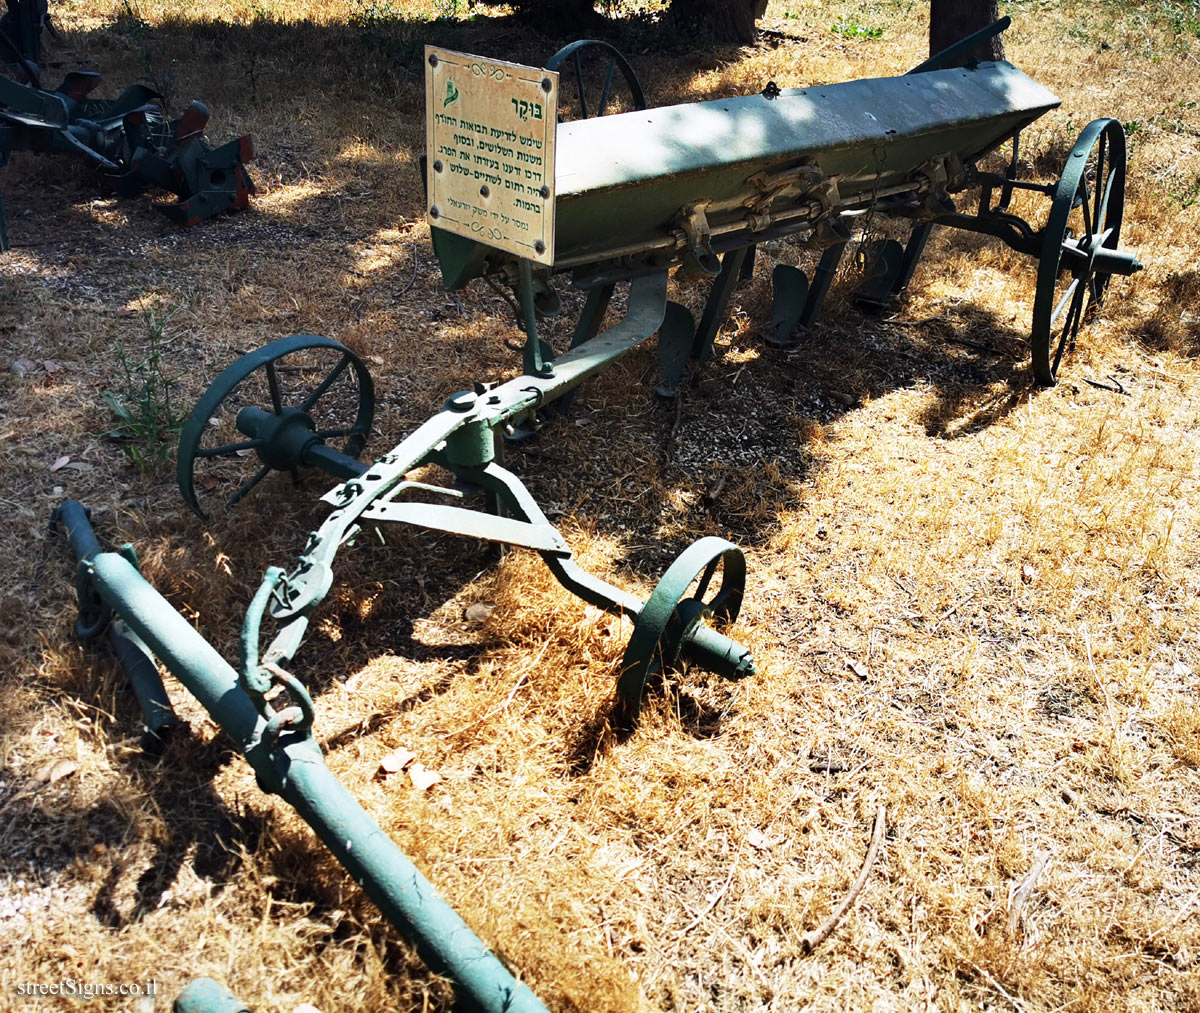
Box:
[425,47,557,265]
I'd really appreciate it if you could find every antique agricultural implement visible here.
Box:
[55,20,1143,1008]
[172,18,1144,721]
[0,68,254,249]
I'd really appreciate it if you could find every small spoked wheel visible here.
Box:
[544,40,647,121]
[1031,118,1131,386]
[177,335,374,518]
[615,537,751,723]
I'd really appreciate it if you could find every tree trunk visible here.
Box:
[670,0,766,45]
[929,0,1004,66]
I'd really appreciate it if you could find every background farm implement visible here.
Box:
[0,43,255,248]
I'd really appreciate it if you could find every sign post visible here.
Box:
[425,47,558,266]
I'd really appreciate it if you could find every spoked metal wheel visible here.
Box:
[177,335,374,518]
[615,537,751,724]
[1031,118,1137,386]
[544,39,647,120]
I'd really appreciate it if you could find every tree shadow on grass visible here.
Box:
[88,737,264,928]
[1138,266,1200,357]
[0,715,262,928]
[0,1,794,259]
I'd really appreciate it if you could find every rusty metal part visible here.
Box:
[0,73,254,242]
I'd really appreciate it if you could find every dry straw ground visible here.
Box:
[1,0,1198,1009]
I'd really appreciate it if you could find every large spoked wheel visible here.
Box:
[178,335,374,518]
[615,537,748,723]
[1031,118,1128,386]
[544,39,647,120]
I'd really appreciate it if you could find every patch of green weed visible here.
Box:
[101,303,188,473]
[831,16,883,40]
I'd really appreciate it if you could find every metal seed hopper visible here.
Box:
[435,22,1140,388]
[56,21,1142,1009]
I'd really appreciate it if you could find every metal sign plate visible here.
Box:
[425,47,557,265]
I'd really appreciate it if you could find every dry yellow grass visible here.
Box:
[1,1,1198,1010]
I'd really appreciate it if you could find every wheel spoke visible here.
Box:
[1078,178,1093,238]
[1053,283,1086,375]
[229,465,272,507]
[1092,132,1108,231]
[597,58,617,116]
[195,437,263,459]
[573,49,588,118]
[1095,167,1116,235]
[300,353,351,412]
[265,361,283,414]
[695,557,720,601]
[1063,279,1087,342]
[1050,276,1080,326]
[1051,309,1072,376]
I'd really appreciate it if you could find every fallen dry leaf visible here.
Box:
[35,758,79,784]
[465,602,495,623]
[408,763,442,791]
[746,828,783,850]
[379,747,416,775]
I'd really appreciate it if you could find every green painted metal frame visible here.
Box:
[175,267,754,723]
[171,22,1148,780]
[216,274,752,710]
[54,500,548,1013]
[431,56,1061,287]
[98,23,1146,1000]
[173,979,250,1013]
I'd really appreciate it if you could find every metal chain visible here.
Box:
[259,660,316,739]
[240,567,316,740]
[854,142,890,272]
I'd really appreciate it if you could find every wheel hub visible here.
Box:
[237,405,319,471]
